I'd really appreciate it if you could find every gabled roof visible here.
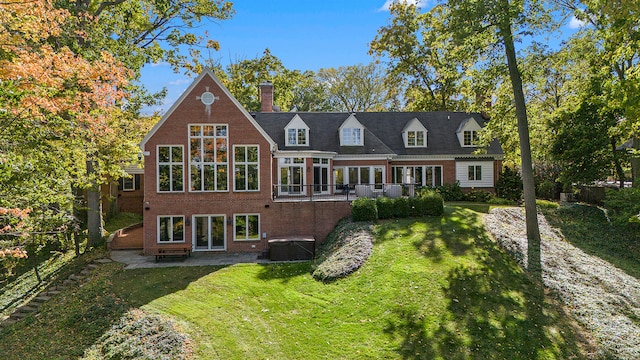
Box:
[253,112,502,156]
[140,68,276,150]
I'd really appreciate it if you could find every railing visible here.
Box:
[272,183,429,202]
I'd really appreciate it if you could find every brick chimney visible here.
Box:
[260,82,273,112]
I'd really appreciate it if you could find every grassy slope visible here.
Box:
[0,206,589,359]
[542,204,640,281]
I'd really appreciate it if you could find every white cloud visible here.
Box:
[150,61,170,67]
[379,0,429,11]
[568,16,586,29]
[168,78,190,86]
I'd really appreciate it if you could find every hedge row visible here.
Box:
[351,190,444,221]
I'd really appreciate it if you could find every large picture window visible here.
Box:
[158,216,184,243]
[234,214,260,241]
[189,124,228,192]
[234,145,259,191]
[157,145,184,192]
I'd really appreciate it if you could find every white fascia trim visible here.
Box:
[393,154,503,161]
[273,150,337,159]
[333,154,395,161]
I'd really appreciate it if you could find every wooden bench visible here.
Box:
[151,247,191,262]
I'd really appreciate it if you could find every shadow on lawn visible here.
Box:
[0,263,222,360]
[255,261,312,284]
[543,204,640,281]
[384,207,591,359]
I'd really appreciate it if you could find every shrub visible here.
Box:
[83,309,192,360]
[603,187,640,227]
[537,180,557,200]
[495,167,523,201]
[417,190,444,216]
[463,189,494,203]
[312,219,373,282]
[351,197,377,222]
[437,181,465,201]
[536,199,559,209]
[393,196,410,218]
[376,197,394,219]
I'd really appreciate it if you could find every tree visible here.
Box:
[316,63,396,112]
[550,99,626,187]
[443,0,554,278]
[221,49,334,112]
[557,0,640,186]
[369,2,475,111]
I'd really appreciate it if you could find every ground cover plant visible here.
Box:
[485,206,640,359]
[311,219,374,281]
[0,206,592,359]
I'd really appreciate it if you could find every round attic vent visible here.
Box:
[200,91,215,105]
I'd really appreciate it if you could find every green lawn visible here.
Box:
[0,206,590,359]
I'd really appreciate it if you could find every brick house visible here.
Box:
[138,69,503,256]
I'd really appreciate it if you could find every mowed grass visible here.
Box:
[0,206,590,359]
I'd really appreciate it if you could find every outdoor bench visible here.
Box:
[152,247,191,262]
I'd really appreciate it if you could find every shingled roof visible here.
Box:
[252,111,503,156]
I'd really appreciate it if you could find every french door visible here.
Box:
[193,215,225,251]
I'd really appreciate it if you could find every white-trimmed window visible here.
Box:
[234,214,260,241]
[468,165,482,181]
[158,216,185,243]
[189,124,228,192]
[463,130,478,146]
[122,176,135,191]
[341,128,362,146]
[407,130,425,147]
[157,145,184,192]
[392,166,442,187]
[234,145,259,191]
[287,128,308,146]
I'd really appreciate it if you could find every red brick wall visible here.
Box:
[266,201,352,243]
[143,73,274,255]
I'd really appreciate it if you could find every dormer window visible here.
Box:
[457,117,482,148]
[339,114,365,146]
[463,130,478,146]
[287,128,307,146]
[407,130,425,147]
[403,118,428,148]
[284,114,309,147]
[342,128,362,146]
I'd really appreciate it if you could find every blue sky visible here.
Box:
[139,0,583,114]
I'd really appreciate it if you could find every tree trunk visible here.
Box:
[632,137,639,188]
[86,159,103,248]
[499,20,542,280]
[611,139,625,188]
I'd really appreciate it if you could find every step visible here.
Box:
[1,319,17,326]
[93,258,113,264]
[87,264,99,269]
[19,305,38,313]
[80,269,91,275]
[69,274,84,281]
[10,312,29,320]
[63,279,76,286]
[32,295,51,303]
[45,290,61,296]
